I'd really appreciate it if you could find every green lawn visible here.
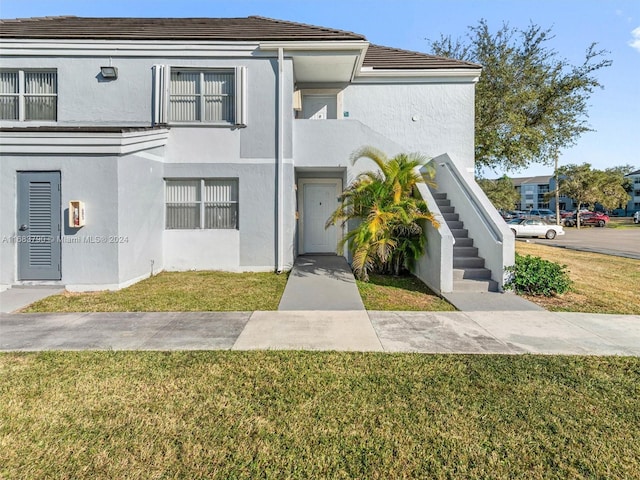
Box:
[2,352,638,479]
[516,242,640,314]
[357,274,455,311]
[23,270,454,313]
[606,217,638,229]
[20,245,640,314]
[23,271,289,312]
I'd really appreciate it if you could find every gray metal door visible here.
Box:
[17,171,61,280]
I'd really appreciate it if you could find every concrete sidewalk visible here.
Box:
[278,255,365,310]
[2,310,638,355]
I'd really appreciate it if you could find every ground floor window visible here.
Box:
[165,178,238,229]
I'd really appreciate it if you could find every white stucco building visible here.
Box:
[0,16,513,294]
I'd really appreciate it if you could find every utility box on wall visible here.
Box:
[69,200,86,228]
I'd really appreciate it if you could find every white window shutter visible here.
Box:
[152,65,169,125]
[234,66,247,126]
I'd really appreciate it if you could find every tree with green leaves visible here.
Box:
[429,20,612,173]
[326,147,438,281]
[557,164,598,229]
[594,168,633,211]
[557,163,630,228]
[477,175,520,211]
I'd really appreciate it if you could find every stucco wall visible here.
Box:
[162,162,295,271]
[342,82,476,172]
[0,54,294,163]
[116,150,165,285]
[163,58,294,162]
[0,155,120,289]
[293,119,403,181]
[1,46,480,288]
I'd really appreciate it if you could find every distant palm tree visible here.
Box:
[326,146,438,281]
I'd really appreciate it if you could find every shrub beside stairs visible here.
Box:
[432,191,499,292]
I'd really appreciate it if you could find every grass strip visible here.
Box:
[23,271,289,312]
[1,352,638,479]
[515,242,640,314]
[357,274,455,311]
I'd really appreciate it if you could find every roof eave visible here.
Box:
[355,67,482,83]
[259,40,370,51]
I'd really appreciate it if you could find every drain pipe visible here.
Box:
[276,47,285,274]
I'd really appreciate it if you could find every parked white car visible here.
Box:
[508,218,565,239]
[634,211,640,224]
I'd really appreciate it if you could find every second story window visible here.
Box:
[170,69,234,123]
[0,70,57,121]
[153,65,246,126]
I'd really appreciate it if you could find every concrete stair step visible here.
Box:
[454,237,474,247]
[453,246,478,257]
[446,220,464,229]
[453,256,486,269]
[453,279,499,293]
[453,267,492,280]
[450,228,468,238]
[431,189,497,293]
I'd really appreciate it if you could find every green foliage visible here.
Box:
[429,20,612,173]
[476,175,520,210]
[558,163,631,225]
[599,166,635,209]
[326,146,438,281]
[505,253,572,296]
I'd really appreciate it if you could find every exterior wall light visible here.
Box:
[100,66,118,79]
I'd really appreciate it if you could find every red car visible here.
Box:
[563,212,609,227]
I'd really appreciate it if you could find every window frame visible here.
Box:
[165,178,239,230]
[169,68,234,124]
[0,69,58,122]
[153,65,246,127]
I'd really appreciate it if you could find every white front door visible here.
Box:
[301,95,337,120]
[300,179,341,254]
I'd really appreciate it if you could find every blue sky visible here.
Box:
[2,0,638,177]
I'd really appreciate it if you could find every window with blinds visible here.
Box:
[170,70,234,123]
[0,70,57,121]
[166,179,238,229]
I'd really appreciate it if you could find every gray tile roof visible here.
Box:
[0,16,479,70]
[0,15,365,41]
[363,44,481,70]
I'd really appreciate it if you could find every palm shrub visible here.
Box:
[326,146,439,281]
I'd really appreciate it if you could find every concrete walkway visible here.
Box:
[0,286,65,313]
[2,253,637,355]
[278,255,365,310]
[2,310,638,355]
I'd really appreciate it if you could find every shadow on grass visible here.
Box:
[365,273,436,294]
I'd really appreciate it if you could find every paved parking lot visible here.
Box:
[527,226,640,259]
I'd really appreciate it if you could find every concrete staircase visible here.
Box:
[432,192,498,292]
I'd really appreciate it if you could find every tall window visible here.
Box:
[165,179,238,229]
[0,70,57,121]
[170,70,234,123]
